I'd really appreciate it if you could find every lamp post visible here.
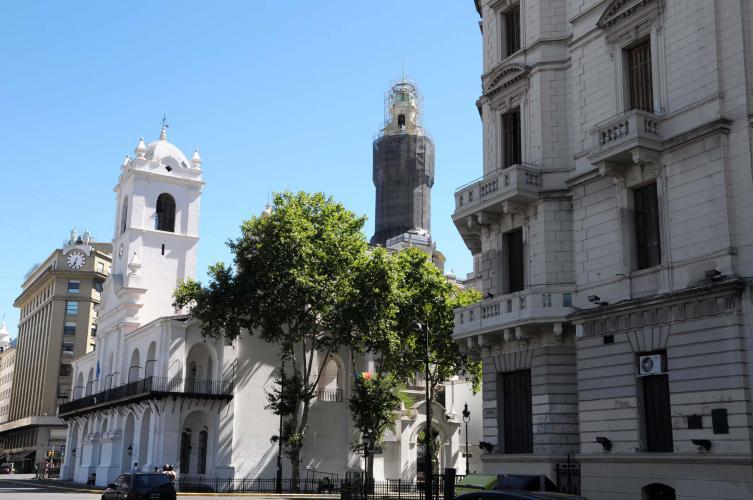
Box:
[462,403,471,475]
[416,322,432,500]
[276,360,285,494]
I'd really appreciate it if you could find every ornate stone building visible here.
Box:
[453,1,753,498]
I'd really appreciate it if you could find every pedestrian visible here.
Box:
[165,464,176,482]
[131,462,139,473]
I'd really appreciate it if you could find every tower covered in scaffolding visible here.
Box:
[371,80,435,248]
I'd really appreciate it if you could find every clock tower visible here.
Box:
[98,125,204,334]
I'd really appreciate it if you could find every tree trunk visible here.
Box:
[290,397,313,491]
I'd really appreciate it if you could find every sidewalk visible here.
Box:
[3,476,341,498]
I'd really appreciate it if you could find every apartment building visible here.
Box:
[0,322,14,425]
[453,1,753,499]
[0,232,111,472]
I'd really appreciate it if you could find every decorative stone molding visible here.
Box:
[571,280,743,338]
[597,0,663,31]
[490,345,535,372]
[482,63,529,98]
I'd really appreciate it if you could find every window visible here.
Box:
[641,352,673,452]
[67,280,80,294]
[62,342,75,355]
[498,369,532,453]
[626,39,654,112]
[155,193,176,232]
[93,280,103,293]
[59,364,73,376]
[503,6,521,57]
[121,197,128,234]
[398,114,406,129]
[502,108,521,168]
[90,324,97,337]
[505,229,524,293]
[634,183,661,269]
[96,262,105,273]
[66,301,79,315]
[63,322,76,336]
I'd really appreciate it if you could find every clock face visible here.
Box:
[67,251,86,270]
[118,243,124,258]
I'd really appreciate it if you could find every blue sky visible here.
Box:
[0,1,482,338]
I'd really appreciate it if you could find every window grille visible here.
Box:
[502,109,521,168]
[634,183,661,269]
[627,39,654,112]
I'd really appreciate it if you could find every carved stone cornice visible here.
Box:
[570,279,745,338]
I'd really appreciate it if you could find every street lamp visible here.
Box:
[126,445,133,457]
[462,403,471,475]
[276,359,285,494]
[71,448,77,458]
[416,322,432,500]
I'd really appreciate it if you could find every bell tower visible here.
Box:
[99,124,204,333]
[371,80,435,247]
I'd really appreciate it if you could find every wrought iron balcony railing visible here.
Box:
[58,376,233,418]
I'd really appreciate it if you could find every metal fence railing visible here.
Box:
[58,376,233,416]
[176,476,340,494]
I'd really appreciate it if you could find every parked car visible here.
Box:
[0,463,14,474]
[455,474,586,499]
[102,473,176,500]
[457,492,588,500]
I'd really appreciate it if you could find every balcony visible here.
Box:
[453,164,543,254]
[453,287,574,339]
[58,376,233,418]
[589,109,663,167]
[454,163,542,216]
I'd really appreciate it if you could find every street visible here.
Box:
[0,476,300,500]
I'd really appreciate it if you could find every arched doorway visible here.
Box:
[138,409,151,468]
[642,483,676,500]
[179,411,211,475]
[122,413,135,473]
[416,426,441,481]
[318,355,343,401]
[128,349,141,383]
[145,342,157,378]
[186,344,216,393]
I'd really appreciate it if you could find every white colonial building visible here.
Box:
[60,126,480,487]
[453,1,753,499]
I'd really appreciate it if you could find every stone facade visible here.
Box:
[454,1,753,498]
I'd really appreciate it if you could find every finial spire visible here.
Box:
[160,114,169,141]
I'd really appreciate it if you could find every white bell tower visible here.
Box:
[98,124,204,333]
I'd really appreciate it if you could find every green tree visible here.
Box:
[345,247,481,480]
[174,191,369,485]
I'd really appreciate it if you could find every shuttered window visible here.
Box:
[504,7,521,57]
[627,39,654,112]
[499,369,533,453]
[506,229,524,293]
[502,109,521,168]
[634,183,661,269]
[642,355,673,452]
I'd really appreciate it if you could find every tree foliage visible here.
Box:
[174,191,369,483]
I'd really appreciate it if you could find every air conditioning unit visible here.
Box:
[638,354,664,376]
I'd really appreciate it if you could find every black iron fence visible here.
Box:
[58,376,233,416]
[342,471,459,500]
[554,454,581,495]
[176,476,340,494]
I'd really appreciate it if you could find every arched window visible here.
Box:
[642,483,676,500]
[398,114,406,129]
[155,193,176,232]
[120,197,129,234]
